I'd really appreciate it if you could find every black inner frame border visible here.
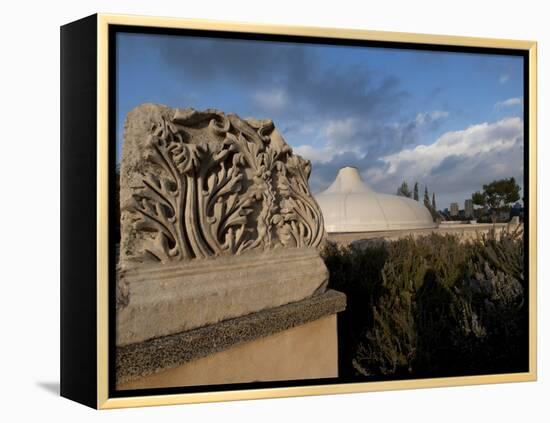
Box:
[107,23,531,399]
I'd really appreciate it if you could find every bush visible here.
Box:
[322,229,527,380]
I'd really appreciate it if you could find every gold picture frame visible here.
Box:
[61,13,537,409]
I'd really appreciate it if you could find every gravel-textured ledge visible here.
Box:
[117,289,346,385]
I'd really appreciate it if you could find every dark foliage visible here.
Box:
[322,229,527,381]
[472,177,521,223]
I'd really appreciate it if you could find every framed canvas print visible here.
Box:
[60,13,537,409]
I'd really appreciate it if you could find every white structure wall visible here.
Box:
[315,167,437,233]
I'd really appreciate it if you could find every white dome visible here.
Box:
[315,167,437,233]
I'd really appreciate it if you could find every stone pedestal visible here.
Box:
[118,314,339,390]
[116,104,342,390]
[117,290,346,389]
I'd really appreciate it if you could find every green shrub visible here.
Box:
[322,229,527,380]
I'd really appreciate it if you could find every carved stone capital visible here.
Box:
[119,103,327,265]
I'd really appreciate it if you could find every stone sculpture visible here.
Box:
[116,105,346,388]
[117,104,331,348]
[119,104,326,266]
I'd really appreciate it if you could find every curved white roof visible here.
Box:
[315,167,437,233]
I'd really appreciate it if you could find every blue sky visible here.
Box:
[116,32,524,210]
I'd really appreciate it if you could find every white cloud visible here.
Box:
[294,145,337,164]
[369,117,522,179]
[322,110,448,152]
[324,118,361,148]
[363,117,524,206]
[252,88,289,111]
[496,97,523,108]
[499,74,510,84]
[414,110,449,125]
[294,117,365,164]
[293,109,450,166]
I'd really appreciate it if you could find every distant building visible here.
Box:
[465,199,474,218]
[450,202,459,217]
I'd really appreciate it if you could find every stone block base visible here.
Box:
[116,290,346,390]
[118,314,338,390]
[117,247,328,346]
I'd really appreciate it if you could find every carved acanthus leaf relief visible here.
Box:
[124,108,326,263]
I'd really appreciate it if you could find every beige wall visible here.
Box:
[118,314,338,390]
[328,223,517,246]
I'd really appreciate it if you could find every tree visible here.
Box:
[397,181,412,198]
[432,192,436,211]
[413,182,419,201]
[424,186,430,208]
[472,191,487,221]
[472,191,486,207]
[472,178,520,223]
